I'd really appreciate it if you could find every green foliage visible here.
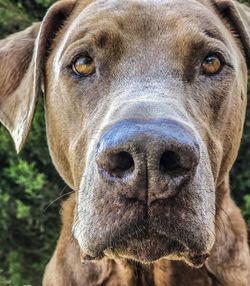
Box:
[0,0,60,286]
[0,1,60,283]
[232,102,250,230]
[0,0,31,37]
[0,0,250,285]
[0,101,64,286]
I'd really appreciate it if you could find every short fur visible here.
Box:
[0,0,250,285]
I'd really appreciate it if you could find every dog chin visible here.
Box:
[113,239,210,268]
[81,234,211,268]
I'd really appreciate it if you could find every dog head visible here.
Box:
[1,0,249,268]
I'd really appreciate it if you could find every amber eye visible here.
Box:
[72,55,95,77]
[202,54,223,75]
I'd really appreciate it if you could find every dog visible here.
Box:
[1,0,250,285]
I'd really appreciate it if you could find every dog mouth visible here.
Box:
[79,221,211,268]
[106,235,210,268]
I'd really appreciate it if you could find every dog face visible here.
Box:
[0,0,249,268]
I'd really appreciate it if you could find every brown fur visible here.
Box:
[1,0,250,285]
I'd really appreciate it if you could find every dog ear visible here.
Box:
[0,0,76,153]
[212,0,250,68]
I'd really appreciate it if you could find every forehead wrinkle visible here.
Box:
[53,11,88,81]
[59,0,218,45]
[99,0,225,42]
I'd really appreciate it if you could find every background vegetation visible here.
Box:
[0,0,249,285]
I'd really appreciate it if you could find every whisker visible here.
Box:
[44,189,75,212]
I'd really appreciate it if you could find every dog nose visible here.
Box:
[96,120,200,202]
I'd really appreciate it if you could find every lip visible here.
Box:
[187,253,210,267]
[80,225,210,268]
[113,235,210,268]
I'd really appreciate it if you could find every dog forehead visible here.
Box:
[59,0,219,43]
[52,0,224,78]
[74,0,211,12]
[70,0,217,35]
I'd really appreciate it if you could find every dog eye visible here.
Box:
[72,55,95,77]
[202,54,223,75]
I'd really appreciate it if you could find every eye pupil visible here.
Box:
[205,56,214,64]
[72,55,95,77]
[80,56,92,65]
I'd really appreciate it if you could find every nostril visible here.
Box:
[108,151,134,178]
[160,151,184,176]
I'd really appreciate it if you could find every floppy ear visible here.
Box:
[0,0,76,153]
[212,0,250,68]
